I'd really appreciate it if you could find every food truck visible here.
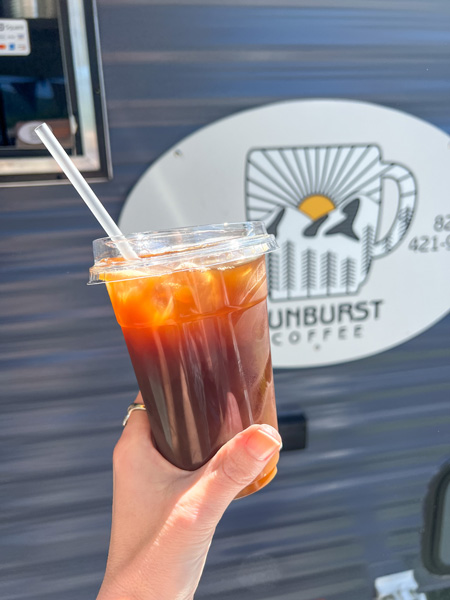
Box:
[1,2,449,599]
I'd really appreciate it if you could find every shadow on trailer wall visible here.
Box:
[0,1,449,600]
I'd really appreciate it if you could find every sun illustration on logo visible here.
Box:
[245,144,417,301]
[299,195,335,220]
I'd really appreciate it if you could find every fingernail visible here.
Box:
[246,425,282,461]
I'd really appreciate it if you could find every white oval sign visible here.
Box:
[119,99,450,368]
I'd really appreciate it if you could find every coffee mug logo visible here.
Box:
[246,144,417,300]
[119,99,450,367]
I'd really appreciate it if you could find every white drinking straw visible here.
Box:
[34,123,138,261]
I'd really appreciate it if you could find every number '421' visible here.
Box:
[408,235,450,252]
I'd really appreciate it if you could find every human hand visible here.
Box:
[96,393,282,600]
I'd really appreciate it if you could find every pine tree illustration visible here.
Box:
[281,241,296,298]
[320,251,337,296]
[383,231,393,254]
[267,252,280,295]
[301,248,316,298]
[361,225,374,275]
[399,206,414,238]
[341,257,356,294]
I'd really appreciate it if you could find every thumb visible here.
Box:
[188,424,282,528]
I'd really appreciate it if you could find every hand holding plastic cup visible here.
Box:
[89,223,279,498]
[35,123,280,498]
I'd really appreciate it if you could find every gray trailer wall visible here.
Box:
[1,1,449,599]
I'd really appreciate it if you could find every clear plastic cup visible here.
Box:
[89,222,279,498]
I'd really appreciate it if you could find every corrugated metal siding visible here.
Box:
[1,1,449,598]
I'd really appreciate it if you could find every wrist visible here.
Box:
[97,583,142,600]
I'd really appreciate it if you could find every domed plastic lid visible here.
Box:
[88,221,278,284]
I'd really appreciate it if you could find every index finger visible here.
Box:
[121,392,151,439]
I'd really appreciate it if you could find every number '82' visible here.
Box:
[434,215,450,231]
